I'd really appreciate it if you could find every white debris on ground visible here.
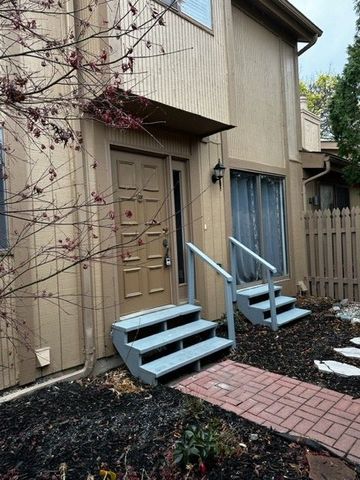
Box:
[332,299,360,322]
[334,347,360,359]
[314,360,360,377]
[314,303,360,377]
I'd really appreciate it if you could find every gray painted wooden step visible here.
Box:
[236,283,311,330]
[264,307,311,326]
[140,337,233,379]
[113,304,201,333]
[251,296,295,312]
[237,284,281,298]
[127,319,216,353]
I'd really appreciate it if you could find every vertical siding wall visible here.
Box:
[226,6,306,292]
[192,135,227,320]
[113,0,230,124]
[228,7,286,167]
[0,262,19,390]
[2,9,85,387]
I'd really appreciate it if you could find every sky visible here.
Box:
[289,0,357,81]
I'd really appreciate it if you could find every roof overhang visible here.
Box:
[234,0,322,43]
[301,151,348,172]
[124,96,235,138]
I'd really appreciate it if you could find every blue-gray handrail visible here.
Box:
[229,237,278,331]
[186,242,235,343]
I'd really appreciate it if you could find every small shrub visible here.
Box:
[174,424,220,470]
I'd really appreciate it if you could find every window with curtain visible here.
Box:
[231,170,288,284]
[161,0,212,29]
[0,130,7,250]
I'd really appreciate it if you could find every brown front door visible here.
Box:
[113,150,172,315]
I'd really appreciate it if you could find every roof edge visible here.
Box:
[274,0,323,38]
[240,0,323,43]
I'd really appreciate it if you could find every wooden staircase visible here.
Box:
[112,304,233,385]
[112,239,312,385]
[236,284,311,328]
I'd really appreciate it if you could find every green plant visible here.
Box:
[183,396,205,421]
[174,425,220,469]
[330,0,360,185]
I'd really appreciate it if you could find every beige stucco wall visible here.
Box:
[300,107,321,152]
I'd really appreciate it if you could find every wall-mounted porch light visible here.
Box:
[212,160,226,189]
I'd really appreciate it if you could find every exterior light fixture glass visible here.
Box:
[212,160,226,189]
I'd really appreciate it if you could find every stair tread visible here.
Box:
[127,320,216,353]
[237,284,281,298]
[140,337,233,377]
[251,296,296,311]
[264,307,311,326]
[113,304,201,332]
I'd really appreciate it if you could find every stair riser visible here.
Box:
[237,297,296,322]
[114,312,201,339]
[113,305,202,334]
[139,339,233,379]
[247,291,281,306]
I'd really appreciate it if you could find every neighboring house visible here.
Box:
[1,0,322,390]
[300,96,360,211]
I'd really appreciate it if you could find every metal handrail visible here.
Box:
[186,242,235,343]
[229,236,278,331]
[229,237,277,273]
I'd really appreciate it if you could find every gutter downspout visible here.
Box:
[303,159,331,211]
[298,34,319,57]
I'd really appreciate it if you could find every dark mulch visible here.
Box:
[0,377,348,480]
[229,296,360,398]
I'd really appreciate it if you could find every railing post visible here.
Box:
[187,246,195,305]
[230,239,237,302]
[267,269,277,331]
[225,279,236,343]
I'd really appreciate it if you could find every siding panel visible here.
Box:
[112,0,229,124]
[228,7,286,168]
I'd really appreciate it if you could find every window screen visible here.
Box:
[162,0,212,29]
[180,0,212,28]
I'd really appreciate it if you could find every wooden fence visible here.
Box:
[304,207,360,301]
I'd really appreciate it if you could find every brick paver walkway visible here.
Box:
[175,360,360,464]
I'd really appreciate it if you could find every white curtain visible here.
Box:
[231,172,262,283]
[260,176,286,276]
[231,171,287,284]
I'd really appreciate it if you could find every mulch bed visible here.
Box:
[229,296,360,398]
[0,373,351,480]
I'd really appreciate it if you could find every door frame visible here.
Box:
[170,158,192,303]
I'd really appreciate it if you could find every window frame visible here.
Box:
[319,182,350,211]
[230,169,289,283]
[155,0,214,33]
